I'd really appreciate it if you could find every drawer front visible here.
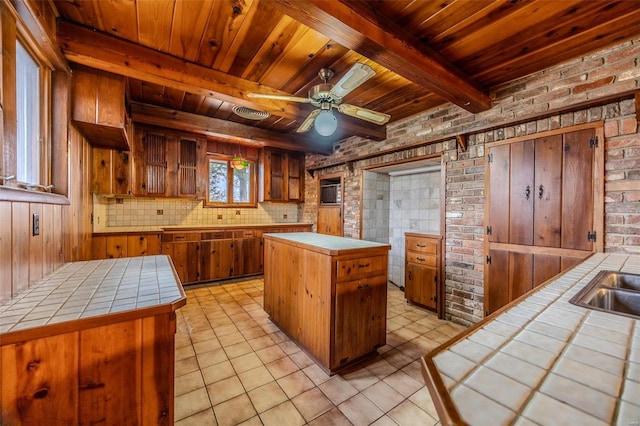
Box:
[336,256,387,281]
[201,231,232,240]
[406,237,438,254]
[407,251,437,266]
[161,232,200,242]
[235,230,256,238]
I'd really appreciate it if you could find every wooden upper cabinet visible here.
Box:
[91,147,131,195]
[132,126,206,199]
[260,148,305,202]
[72,65,130,151]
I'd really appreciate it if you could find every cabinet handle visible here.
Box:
[417,257,426,262]
[525,185,531,200]
[358,263,370,268]
[416,244,426,248]
[175,235,186,240]
[538,184,544,199]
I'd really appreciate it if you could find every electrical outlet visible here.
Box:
[32,213,40,236]
[157,209,163,215]
[236,210,241,215]
[217,215,223,220]
[283,214,288,219]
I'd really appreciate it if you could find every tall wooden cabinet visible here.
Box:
[404,233,441,312]
[484,124,603,315]
[260,148,305,202]
[317,174,343,236]
[91,147,132,195]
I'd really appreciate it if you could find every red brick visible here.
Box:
[604,120,619,137]
[573,76,615,94]
[620,117,638,135]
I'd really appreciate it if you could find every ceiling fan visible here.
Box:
[247,62,390,136]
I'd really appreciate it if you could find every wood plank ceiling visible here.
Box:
[53,0,640,152]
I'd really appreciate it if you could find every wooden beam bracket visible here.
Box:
[455,135,467,152]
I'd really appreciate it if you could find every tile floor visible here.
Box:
[174,278,467,426]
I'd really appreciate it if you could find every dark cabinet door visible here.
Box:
[509,140,535,246]
[488,144,510,243]
[533,135,562,247]
[200,239,234,281]
[486,249,509,315]
[405,263,437,310]
[234,237,263,276]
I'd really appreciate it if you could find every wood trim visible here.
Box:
[593,126,605,253]
[485,121,605,148]
[0,186,70,204]
[487,242,592,259]
[439,155,446,319]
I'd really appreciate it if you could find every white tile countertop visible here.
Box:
[0,255,186,344]
[92,223,313,234]
[422,253,640,426]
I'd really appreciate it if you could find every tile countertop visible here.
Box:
[93,222,313,234]
[263,232,391,255]
[422,253,640,426]
[0,255,186,344]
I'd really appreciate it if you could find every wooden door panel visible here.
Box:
[486,249,509,315]
[318,206,342,236]
[234,237,262,276]
[509,252,533,300]
[488,144,511,243]
[534,135,562,247]
[127,235,148,256]
[562,129,594,250]
[145,133,167,195]
[203,239,234,280]
[113,151,131,195]
[533,254,560,288]
[106,235,128,258]
[334,280,359,367]
[509,140,535,245]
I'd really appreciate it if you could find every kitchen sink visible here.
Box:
[569,271,640,319]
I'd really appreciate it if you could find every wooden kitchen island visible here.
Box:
[263,232,391,374]
[0,255,186,425]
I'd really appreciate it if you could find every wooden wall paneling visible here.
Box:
[533,254,560,288]
[195,136,207,198]
[113,150,131,195]
[78,320,142,425]
[0,333,79,425]
[0,202,12,300]
[562,128,595,251]
[29,203,44,284]
[487,144,510,243]
[53,204,63,268]
[533,135,562,247]
[509,140,534,245]
[42,203,55,276]
[12,202,30,295]
[141,314,175,425]
[91,148,111,193]
[509,252,533,300]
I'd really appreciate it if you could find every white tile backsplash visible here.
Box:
[93,195,300,230]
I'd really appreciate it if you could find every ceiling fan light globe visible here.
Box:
[314,110,338,136]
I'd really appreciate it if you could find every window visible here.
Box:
[15,39,44,186]
[206,154,256,207]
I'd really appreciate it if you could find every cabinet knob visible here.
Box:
[525,185,531,200]
[538,184,544,199]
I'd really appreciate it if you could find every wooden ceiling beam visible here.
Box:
[56,20,304,121]
[130,102,332,155]
[269,0,491,113]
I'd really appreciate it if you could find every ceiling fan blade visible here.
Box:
[337,104,390,125]
[330,62,376,99]
[296,109,321,133]
[247,93,311,103]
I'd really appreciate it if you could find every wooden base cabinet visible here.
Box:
[263,233,390,373]
[404,233,441,312]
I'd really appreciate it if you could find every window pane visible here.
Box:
[16,41,41,184]
[232,164,251,203]
[208,159,228,202]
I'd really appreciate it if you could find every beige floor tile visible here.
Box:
[175,408,217,426]
[219,331,246,347]
[290,350,315,369]
[278,340,302,355]
[190,329,217,343]
[224,341,254,359]
[247,381,289,413]
[230,352,263,373]
[387,400,438,426]
[292,387,335,422]
[307,407,353,426]
[215,324,240,337]
[248,335,277,351]
[175,356,200,377]
[207,376,246,405]
[174,388,212,422]
[202,360,236,385]
[197,347,229,368]
[303,363,332,386]
[193,338,223,354]
[257,344,288,364]
[362,381,405,413]
[370,415,399,426]
[213,394,257,426]
[342,366,380,391]
[238,365,275,391]
[259,401,306,426]
[409,387,439,420]
[238,415,263,425]
[175,344,196,361]
[383,370,424,398]
[319,375,359,405]
[266,356,300,379]
[175,370,205,397]
[240,325,267,339]
[366,358,399,379]
[278,370,316,399]
[339,393,385,426]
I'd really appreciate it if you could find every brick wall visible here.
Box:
[304,38,639,325]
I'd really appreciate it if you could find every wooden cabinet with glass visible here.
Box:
[131,126,207,199]
[260,148,305,202]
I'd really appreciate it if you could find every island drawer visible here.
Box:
[336,256,387,281]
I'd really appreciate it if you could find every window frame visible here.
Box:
[204,153,257,208]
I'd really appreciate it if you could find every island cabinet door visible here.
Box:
[332,274,387,369]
